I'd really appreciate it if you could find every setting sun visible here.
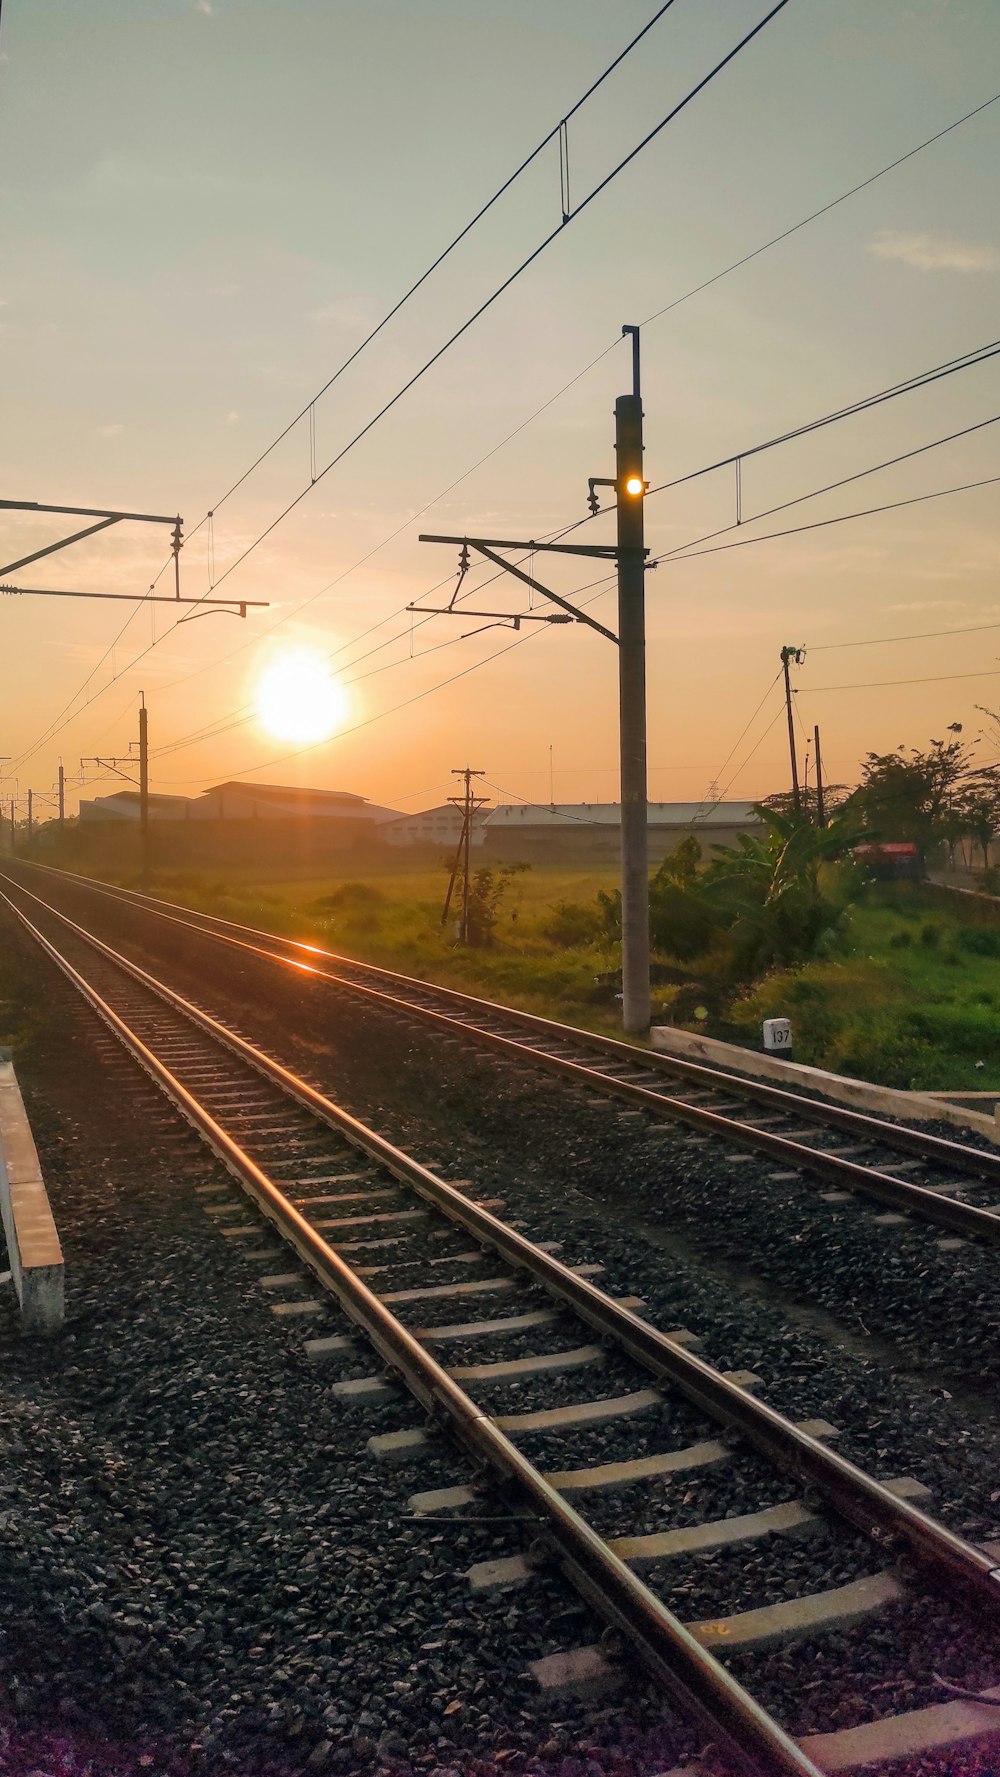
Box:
[254,649,348,745]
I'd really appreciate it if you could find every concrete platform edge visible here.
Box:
[650,1026,1000,1146]
[0,1059,64,1332]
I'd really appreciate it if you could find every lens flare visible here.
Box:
[254,648,347,745]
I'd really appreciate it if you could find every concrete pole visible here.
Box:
[615,371,650,1036]
[814,723,826,827]
[58,763,65,833]
[27,789,33,842]
[139,695,150,888]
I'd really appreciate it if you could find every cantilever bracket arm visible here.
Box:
[0,497,179,579]
[470,542,618,645]
[415,533,618,646]
[80,754,139,787]
[0,584,266,611]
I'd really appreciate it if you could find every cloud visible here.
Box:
[224,410,240,426]
[195,0,213,14]
[310,295,379,332]
[869,231,998,272]
[97,423,124,438]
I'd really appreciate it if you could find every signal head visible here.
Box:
[624,475,644,498]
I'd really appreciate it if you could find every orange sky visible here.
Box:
[2,0,998,819]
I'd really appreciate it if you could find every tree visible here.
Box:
[694,803,864,973]
[847,738,974,861]
[960,770,1000,869]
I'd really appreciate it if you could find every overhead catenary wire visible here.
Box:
[654,411,1000,563]
[152,572,619,761]
[16,87,995,773]
[184,1,683,540]
[690,670,784,825]
[659,471,1000,563]
[81,88,1000,727]
[203,0,795,599]
[150,356,1000,765]
[157,577,619,786]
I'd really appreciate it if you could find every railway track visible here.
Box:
[8,860,1000,1250]
[4,875,1000,1775]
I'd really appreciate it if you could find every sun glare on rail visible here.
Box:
[254,649,348,746]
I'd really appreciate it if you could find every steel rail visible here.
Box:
[0,889,824,1777]
[4,876,1000,1624]
[12,860,1000,1194]
[6,865,996,1246]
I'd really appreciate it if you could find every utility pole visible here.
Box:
[9,801,14,854]
[814,723,826,827]
[139,692,150,888]
[27,788,33,842]
[417,323,652,1033]
[615,328,650,1035]
[442,767,487,943]
[58,763,65,832]
[780,645,805,816]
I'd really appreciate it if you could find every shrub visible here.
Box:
[888,928,913,949]
[312,882,387,913]
[541,900,604,949]
[833,1021,929,1090]
[957,925,1000,959]
[919,920,942,948]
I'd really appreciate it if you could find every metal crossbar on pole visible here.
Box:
[1,497,266,615]
[420,323,652,1032]
[442,767,488,943]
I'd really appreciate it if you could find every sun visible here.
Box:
[254,649,348,745]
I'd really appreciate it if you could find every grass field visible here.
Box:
[125,857,628,1032]
[727,889,1000,1091]
[75,853,1000,1089]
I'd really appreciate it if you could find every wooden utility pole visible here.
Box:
[442,767,487,943]
[780,645,805,815]
[814,723,826,827]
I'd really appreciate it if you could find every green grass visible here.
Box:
[68,856,1000,1087]
[726,888,1000,1090]
[95,858,629,1034]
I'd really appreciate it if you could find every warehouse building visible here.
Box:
[380,803,488,850]
[482,801,763,863]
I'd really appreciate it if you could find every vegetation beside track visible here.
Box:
[29,853,1000,1091]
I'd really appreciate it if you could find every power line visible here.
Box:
[157,578,617,787]
[691,671,784,824]
[185,1,681,537]
[204,0,794,596]
[663,472,1000,562]
[645,339,1000,505]
[91,87,1000,723]
[655,411,1000,562]
[150,348,1000,765]
[15,84,993,770]
[153,572,619,761]
[640,91,999,329]
[814,617,1000,652]
[810,667,1000,693]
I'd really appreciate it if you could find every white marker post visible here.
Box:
[762,1017,792,1061]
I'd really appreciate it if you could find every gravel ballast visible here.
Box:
[5,876,1000,1775]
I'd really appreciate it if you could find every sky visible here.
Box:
[1,0,998,819]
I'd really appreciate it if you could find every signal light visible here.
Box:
[624,475,644,497]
